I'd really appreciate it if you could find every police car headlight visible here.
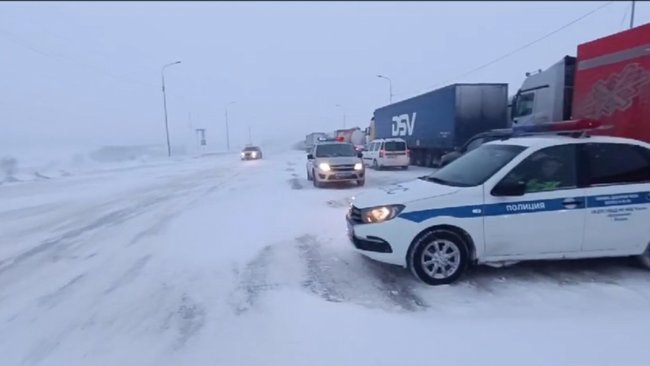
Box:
[362,205,405,224]
[354,163,363,171]
[318,163,331,172]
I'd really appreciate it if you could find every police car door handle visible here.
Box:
[562,198,583,208]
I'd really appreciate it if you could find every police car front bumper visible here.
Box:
[346,216,411,267]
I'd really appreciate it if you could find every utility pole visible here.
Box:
[630,0,636,29]
[161,61,182,157]
[248,125,252,145]
[225,101,236,151]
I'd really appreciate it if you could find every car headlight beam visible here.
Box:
[361,205,405,224]
[318,163,331,172]
[354,163,363,171]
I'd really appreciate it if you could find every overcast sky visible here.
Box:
[1,1,649,153]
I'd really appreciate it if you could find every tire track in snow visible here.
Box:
[295,234,427,311]
[103,255,152,295]
[162,294,207,349]
[229,245,280,314]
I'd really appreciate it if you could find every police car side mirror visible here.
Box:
[492,181,527,197]
[307,153,314,160]
[357,152,363,158]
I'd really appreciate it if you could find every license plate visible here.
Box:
[336,174,354,179]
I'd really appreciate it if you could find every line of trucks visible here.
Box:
[306,22,650,166]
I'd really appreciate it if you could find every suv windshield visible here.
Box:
[422,144,526,187]
[384,141,406,151]
[315,143,356,157]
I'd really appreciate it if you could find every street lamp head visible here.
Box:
[173,61,182,65]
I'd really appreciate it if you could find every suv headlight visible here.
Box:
[318,163,331,172]
[361,205,405,224]
[354,163,363,171]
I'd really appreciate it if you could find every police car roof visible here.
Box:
[484,134,650,149]
[316,141,351,145]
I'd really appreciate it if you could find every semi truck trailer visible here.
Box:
[512,22,650,143]
[372,83,509,167]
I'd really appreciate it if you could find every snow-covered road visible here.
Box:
[2,150,650,366]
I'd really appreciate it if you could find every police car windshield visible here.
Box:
[316,143,356,157]
[243,146,260,152]
[423,144,526,187]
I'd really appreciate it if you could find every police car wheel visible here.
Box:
[409,230,468,286]
[638,244,650,269]
[306,168,313,181]
[312,171,322,188]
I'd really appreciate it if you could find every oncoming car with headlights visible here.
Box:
[306,141,365,187]
[241,146,262,160]
[347,124,650,285]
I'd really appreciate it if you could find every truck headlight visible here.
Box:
[318,163,331,172]
[354,163,363,171]
[361,205,405,224]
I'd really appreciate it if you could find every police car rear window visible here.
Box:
[425,144,526,187]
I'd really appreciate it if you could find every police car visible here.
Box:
[347,120,650,285]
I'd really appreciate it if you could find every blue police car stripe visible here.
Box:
[398,191,650,223]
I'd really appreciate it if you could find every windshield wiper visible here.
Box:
[419,176,452,185]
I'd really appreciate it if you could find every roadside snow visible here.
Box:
[1,150,649,366]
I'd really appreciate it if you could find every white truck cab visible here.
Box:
[511,56,576,126]
[347,121,650,285]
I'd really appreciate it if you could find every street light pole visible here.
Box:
[161,61,182,157]
[630,0,636,29]
[377,74,393,103]
[335,104,346,129]
[225,101,237,151]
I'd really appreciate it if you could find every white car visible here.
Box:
[306,141,365,187]
[362,138,410,170]
[347,129,650,285]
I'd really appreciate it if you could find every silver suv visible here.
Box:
[306,142,365,187]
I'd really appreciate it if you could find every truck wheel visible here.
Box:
[638,243,650,269]
[402,165,409,170]
[408,229,469,286]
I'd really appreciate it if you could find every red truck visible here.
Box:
[511,22,650,142]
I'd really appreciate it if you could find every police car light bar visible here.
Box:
[511,119,608,135]
[317,136,346,142]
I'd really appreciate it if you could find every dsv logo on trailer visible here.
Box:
[391,113,416,136]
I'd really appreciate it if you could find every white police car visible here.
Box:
[347,120,650,285]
